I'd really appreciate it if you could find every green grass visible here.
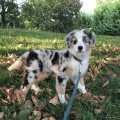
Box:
[0,28,120,120]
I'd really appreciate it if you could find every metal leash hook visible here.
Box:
[63,68,81,120]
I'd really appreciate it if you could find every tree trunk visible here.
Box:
[1,0,6,28]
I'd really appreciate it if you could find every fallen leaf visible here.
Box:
[102,81,109,87]
[116,89,120,93]
[0,112,4,119]
[29,116,32,120]
[7,54,17,64]
[37,102,47,111]
[6,88,17,102]
[70,110,78,116]
[99,96,106,102]
[98,60,105,69]
[94,109,102,115]
[33,110,41,120]
[111,73,117,78]
[42,117,49,120]
[31,96,39,107]
[91,66,99,74]
[42,113,50,118]
[49,116,56,120]
[49,95,60,105]
[13,112,16,118]
[14,89,25,102]
[83,92,93,100]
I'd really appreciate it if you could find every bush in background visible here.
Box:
[73,12,92,30]
[92,0,120,36]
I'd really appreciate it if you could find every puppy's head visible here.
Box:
[65,29,95,53]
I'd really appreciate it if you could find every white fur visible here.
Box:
[78,83,87,94]
[58,94,67,104]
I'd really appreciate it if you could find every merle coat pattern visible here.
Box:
[8,29,95,103]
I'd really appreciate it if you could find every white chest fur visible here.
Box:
[69,57,89,78]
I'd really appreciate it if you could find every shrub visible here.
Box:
[74,12,92,30]
[92,0,120,36]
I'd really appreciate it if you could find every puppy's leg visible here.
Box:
[20,69,38,99]
[31,72,50,92]
[56,76,68,104]
[72,77,87,94]
[31,84,41,92]
[21,70,50,98]
[77,78,87,94]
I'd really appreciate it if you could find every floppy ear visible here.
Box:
[65,36,71,48]
[83,29,96,47]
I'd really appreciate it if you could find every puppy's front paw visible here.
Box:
[58,94,67,104]
[78,84,87,94]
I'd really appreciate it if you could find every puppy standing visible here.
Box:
[8,29,95,103]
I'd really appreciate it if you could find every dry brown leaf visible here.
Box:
[102,81,109,87]
[31,96,39,107]
[49,116,56,120]
[29,116,32,120]
[94,109,102,115]
[116,89,120,93]
[0,87,7,91]
[83,92,93,100]
[98,60,105,69]
[6,88,17,102]
[111,73,118,78]
[33,110,41,120]
[49,95,60,105]
[42,113,50,118]
[13,112,16,118]
[70,110,78,116]
[99,96,106,103]
[91,66,99,74]
[0,112,4,119]
[37,102,47,111]
[42,117,49,120]
[14,89,25,102]
[7,54,17,64]
[6,88,24,102]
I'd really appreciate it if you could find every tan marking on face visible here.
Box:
[67,67,73,76]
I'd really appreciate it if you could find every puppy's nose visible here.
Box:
[78,46,83,51]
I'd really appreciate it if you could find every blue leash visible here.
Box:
[63,71,81,120]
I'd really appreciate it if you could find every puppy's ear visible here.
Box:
[65,36,70,48]
[83,29,96,47]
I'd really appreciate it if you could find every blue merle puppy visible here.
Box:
[8,29,95,104]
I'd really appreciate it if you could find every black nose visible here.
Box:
[78,46,83,51]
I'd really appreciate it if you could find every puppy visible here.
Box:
[8,29,95,103]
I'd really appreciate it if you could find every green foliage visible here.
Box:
[92,0,120,35]
[74,12,92,30]
[0,0,20,28]
[21,0,82,32]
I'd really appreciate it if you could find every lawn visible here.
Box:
[0,29,120,120]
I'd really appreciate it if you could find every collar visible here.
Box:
[73,55,82,63]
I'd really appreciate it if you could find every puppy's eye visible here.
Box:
[73,40,77,44]
[82,36,87,43]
